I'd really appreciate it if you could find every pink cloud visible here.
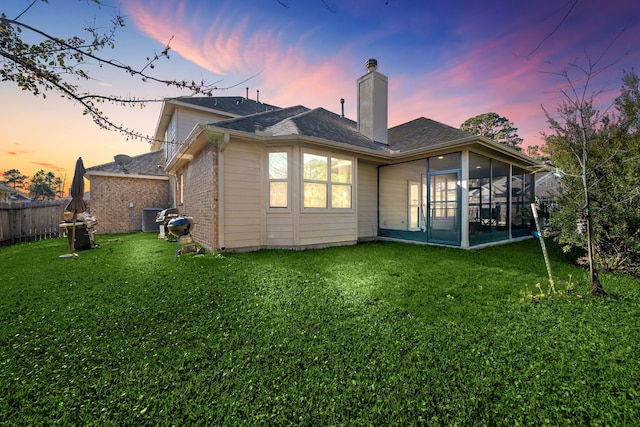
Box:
[128,0,548,146]
[120,0,637,152]
[3,146,34,158]
[123,1,356,111]
[31,162,66,172]
[125,1,288,77]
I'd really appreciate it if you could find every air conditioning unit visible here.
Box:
[142,208,162,232]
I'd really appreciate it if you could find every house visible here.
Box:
[535,171,562,207]
[0,184,16,203]
[150,59,541,251]
[85,150,171,234]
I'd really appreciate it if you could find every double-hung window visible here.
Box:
[177,172,184,205]
[303,153,352,209]
[268,152,288,208]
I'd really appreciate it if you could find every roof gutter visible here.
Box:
[164,123,208,173]
[204,126,541,167]
[85,171,169,180]
[165,124,231,173]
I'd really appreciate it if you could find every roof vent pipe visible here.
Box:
[340,98,345,118]
[246,87,249,99]
[257,89,260,103]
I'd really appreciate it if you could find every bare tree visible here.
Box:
[541,44,628,296]
[1,1,250,144]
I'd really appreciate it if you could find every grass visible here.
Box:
[1,234,639,426]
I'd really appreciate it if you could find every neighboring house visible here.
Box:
[151,59,541,252]
[0,184,16,203]
[535,171,562,206]
[85,150,171,234]
[0,184,28,202]
[8,193,32,202]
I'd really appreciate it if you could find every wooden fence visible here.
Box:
[0,200,71,245]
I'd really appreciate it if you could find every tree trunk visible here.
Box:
[581,131,606,296]
[584,204,605,295]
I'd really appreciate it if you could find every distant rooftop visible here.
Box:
[86,150,168,177]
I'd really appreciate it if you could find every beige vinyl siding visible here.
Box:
[266,146,295,248]
[166,115,179,160]
[297,148,357,247]
[266,213,294,247]
[378,161,424,230]
[298,212,357,246]
[357,160,378,239]
[223,142,263,249]
[166,108,232,165]
[221,141,359,250]
[174,109,227,143]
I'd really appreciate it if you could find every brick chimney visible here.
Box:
[357,58,388,144]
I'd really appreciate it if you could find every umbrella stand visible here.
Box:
[59,212,79,258]
[60,157,86,259]
[59,211,79,258]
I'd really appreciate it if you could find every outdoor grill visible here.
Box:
[59,212,98,250]
[167,216,195,237]
[167,216,202,257]
[156,208,179,239]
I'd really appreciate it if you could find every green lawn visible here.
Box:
[1,234,639,426]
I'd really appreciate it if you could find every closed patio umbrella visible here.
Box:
[62,157,87,257]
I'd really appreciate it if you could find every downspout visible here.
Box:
[217,133,230,251]
[167,173,178,209]
[376,165,381,238]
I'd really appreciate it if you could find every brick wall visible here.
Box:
[89,176,170,234]
[180,143,218,251]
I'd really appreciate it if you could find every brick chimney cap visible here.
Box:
[365,58,378,72]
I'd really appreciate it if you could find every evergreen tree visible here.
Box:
[2,169,28,190]
[461,112,523,151]
[28,170,57,200]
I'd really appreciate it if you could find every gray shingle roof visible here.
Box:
[388,117,474,151]
[215,106,390,152]
[213,105,388,151]
[213,107,471,154]
[164,94,486,157]
[86,150,168,177]
[171,96,280,117]
[274,108,391,152]
[213,105,311,133]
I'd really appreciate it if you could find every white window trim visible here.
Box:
[267,148,292,212]
[301,150,354,212]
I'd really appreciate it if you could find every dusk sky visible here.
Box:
[1,0,638,194]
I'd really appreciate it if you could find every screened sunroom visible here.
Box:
[377,149,535,248]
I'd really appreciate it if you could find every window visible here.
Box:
[303,153,352,209]
[177,173,184,205]
[269,152,288,208]
[408,182,421,230]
